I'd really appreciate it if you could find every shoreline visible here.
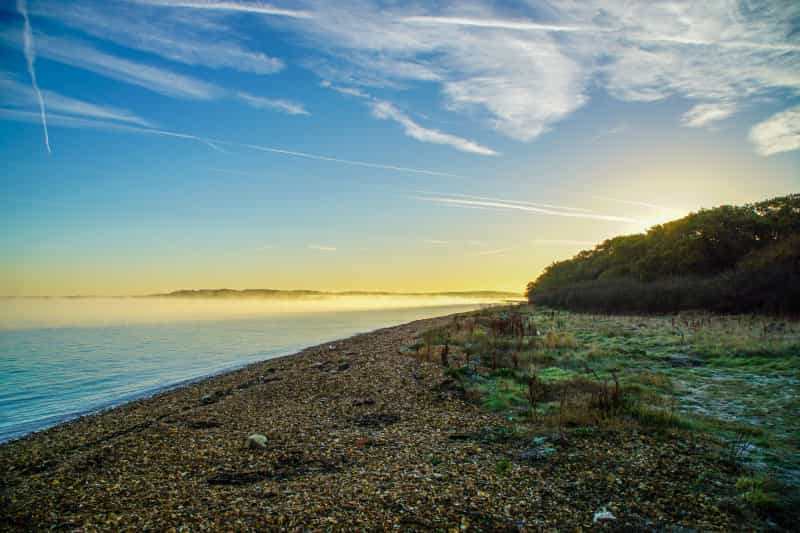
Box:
[0,310,471,447]
[1,302,496,443]
[0,308,761,530]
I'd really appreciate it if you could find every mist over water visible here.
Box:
[0,296,497,442]
[0,295,503,331]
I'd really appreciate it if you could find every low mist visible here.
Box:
[0,295,508,330]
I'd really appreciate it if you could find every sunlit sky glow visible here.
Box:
[1,0,799,296]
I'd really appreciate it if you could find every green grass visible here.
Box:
[422,305,800,488]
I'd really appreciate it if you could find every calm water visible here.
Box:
[0,298,490,442]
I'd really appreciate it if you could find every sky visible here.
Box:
[1,0,799,296]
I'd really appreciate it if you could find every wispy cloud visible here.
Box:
[134,0,313,19]
[402,16,602,33]
[369,100,497,156]
[33,0,285,75]
[413,194,639,223]
[9,0,799,156]
[320,80,370,99]
[0,73,155,127]
[16,0,49,153]
[423,239,449,245]
[308,244,336,251]
[236,92,309,116]
[531,239,597,247]
[416,191,594,213]
[264,1,800,155]
[0,31,223,100]
[749,106,800,156]
[1,28,308,116]
[402,14,800,52]
[682,102,737,128]
[255,244,273,251]
[318,80,495,155]
[478,248,510,255]
[592,196,682,213]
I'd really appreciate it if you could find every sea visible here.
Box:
[0,296,494,442]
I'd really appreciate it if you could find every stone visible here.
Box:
[593,507,616,523]
[247,433,268,449]
[518,447,556,462]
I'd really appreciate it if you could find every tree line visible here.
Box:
[526,194,800,314]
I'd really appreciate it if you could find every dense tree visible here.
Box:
[526,194,800,314]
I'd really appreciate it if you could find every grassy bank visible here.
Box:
[412,305,800,527]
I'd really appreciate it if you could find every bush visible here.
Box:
[736,476,781,514]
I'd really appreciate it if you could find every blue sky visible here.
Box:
[1,0,799,295]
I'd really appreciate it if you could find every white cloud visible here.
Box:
[749,106,800,156]
[682,102,738,128]
[10,0,797,155]
[319,82,494,155]
[257,2,588,142]
[32,1,285,75]
[0,31,223,100]
[2,24,307,116]
[267,0,799,153]
[0,73,155,127]
[319,80,370,99]
[423,239,448,245]
[308,244,336,251]
[236,92,309,115]
[369,100,497,155]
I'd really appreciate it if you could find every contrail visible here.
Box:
[593,195,682,212]
[0,109,461,178]
[17,0,50,153]
[413,194,640,223]
[402,16,601,33]
[237,142,462,178]
[414,190,595,213]
[402,16,800,52]
[134,0,313,18]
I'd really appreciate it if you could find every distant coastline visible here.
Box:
[1,289,522,300]
[153,288,522,299]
